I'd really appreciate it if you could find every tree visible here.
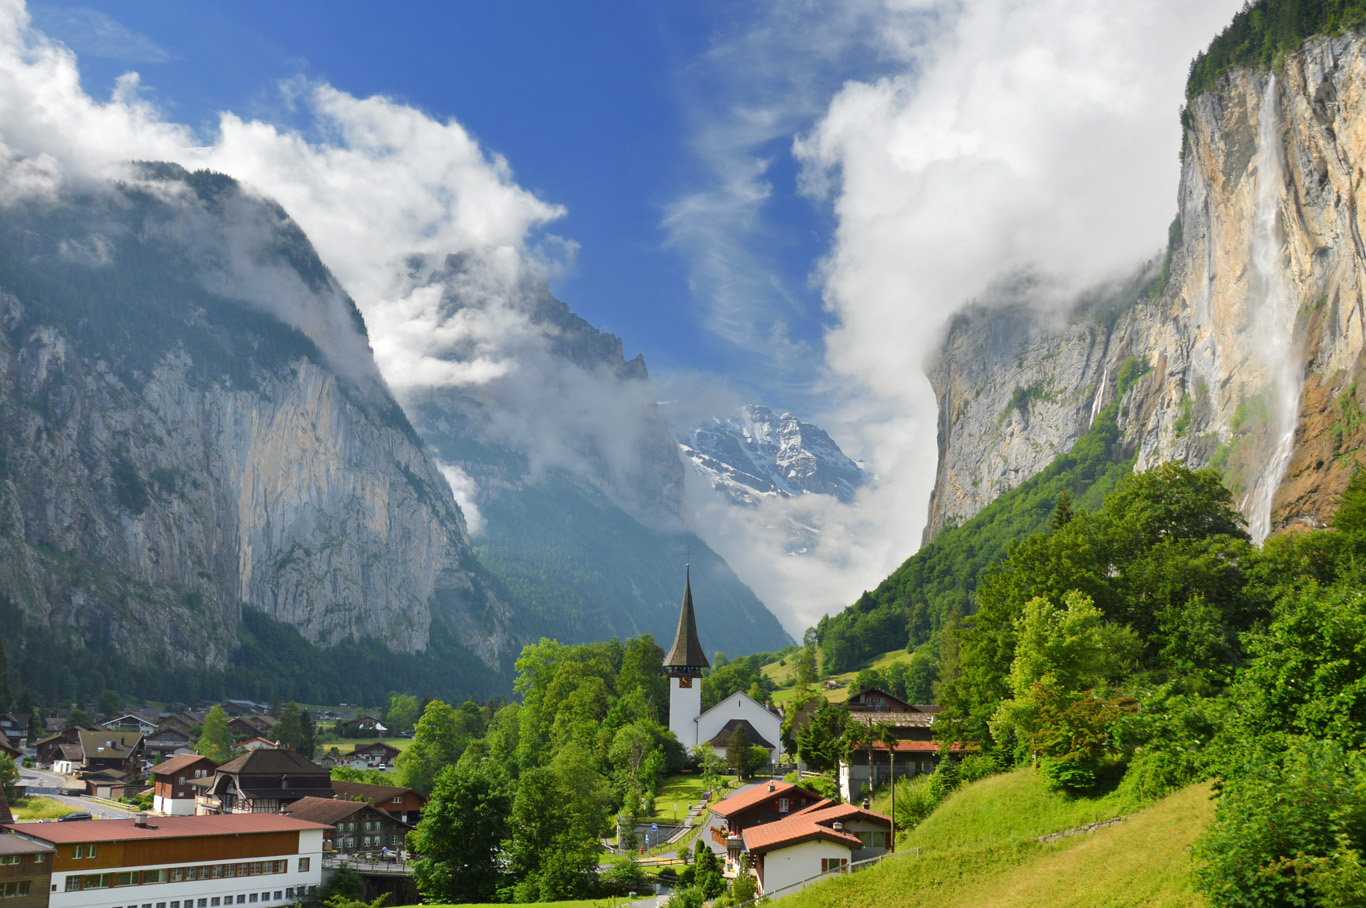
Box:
[384,694,420,735]
[797,701,849,773]
[299,709,317,759]
[275,702,304,751]
[396,700,466,794]
[0,755,17,801]
[507,743,614,902]
[63,708,92,731]
[726,724,753,777]
[96,689,122,717]
[409,757,512,904]
[198,705,232,762]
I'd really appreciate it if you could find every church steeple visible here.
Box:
[663,565,709,674]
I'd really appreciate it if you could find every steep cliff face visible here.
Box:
[924,34,1366,543]
[0,166,511,681]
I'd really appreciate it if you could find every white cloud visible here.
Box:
[672,0,1246,632]
[437,461,485,536]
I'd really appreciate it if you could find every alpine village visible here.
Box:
[7,2,1366,908]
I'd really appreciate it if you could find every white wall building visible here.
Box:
[4,813,326,908]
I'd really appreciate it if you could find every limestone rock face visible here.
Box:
[924,34,1366,543]
[0,167,511,676]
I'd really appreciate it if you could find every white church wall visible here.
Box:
[696,692,783,760]
[670,676,703,748]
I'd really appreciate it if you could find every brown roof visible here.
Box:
[281,796,366,826]
[708,719,774,751]
[215,748,325,776]
[710,781,818,818]
[150,753,217,778]
[78,730,142,761]
[741,813,862,854]
[0,737,19,759]
[331,780,427,806]
[0,835,50,856]
[3,814,328,844]
[800,803,892,827]
[663,572,709,670]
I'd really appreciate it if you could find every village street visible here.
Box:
[18,763,136,819]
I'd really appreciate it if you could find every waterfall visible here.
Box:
[1089,361,1109,427]
[1242,75,1303,545]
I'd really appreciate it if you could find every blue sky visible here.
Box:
[27,0,844,398]
[5,0,1246,628]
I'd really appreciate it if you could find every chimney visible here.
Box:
[862,798,870,810]
[832,822,844,833]
[134,812,148,828]
[768,780,775,792]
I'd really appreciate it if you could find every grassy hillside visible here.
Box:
[764,647,908,704]
[787,770,1214,908]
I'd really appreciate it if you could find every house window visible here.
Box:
[274,892,282,901]
[820,858,849,874]
[391,796,402,803]
[34,854,45,863]
[249,895,258,903]
[88,845,98,859]
[858,831,887,849]
[297,858,310,873]
[777,798,789,813]
[211,899,220,906]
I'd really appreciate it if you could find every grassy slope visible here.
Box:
[765,647,908,705]
[786,770,1214,908]
[10,796,76,819]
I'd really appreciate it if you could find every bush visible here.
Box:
[1192,737,1366,908]
[1039,757,1097,795]
[1116,748,1201,804]
[891,776,940,831]
[957,753,1002,785]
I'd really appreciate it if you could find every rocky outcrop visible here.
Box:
[924,33,1366,543]
[0,167,511,676]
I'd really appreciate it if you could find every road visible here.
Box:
[18,764,136,820]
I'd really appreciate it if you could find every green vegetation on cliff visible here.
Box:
[1187,0,1366,99]
[815,400,1135,674]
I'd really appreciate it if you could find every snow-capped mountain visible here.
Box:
[681,405,868,507]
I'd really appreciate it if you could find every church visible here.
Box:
[662,567,784,762]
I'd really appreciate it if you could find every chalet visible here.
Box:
[100,709,164,736]
[348,742,399,768]
[0,830,54,908]
[838,687,949,802]
[330,780,427,826]
[0,713,25,749]
[738,801,892,899]
[709,780,824,863]
[0,735,21,763]
[282,797,411,856]
[151,754,219,816]
[227,715,280,741]
[75,730,144,776]
[145,725,194,760]
[4,812,326,908]
[157,711,209,736]
[194,749,333,815]
[339,716,387,736]
[36,729,88,768]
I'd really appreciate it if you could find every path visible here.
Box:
[17,764,136,820]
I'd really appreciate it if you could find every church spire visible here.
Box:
[663,564,709,672]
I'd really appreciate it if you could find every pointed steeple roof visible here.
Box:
[663,567,709,670]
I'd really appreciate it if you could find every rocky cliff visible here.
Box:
[925,33,1366,544]
[0,166,512,692]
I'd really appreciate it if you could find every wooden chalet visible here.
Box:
[194,749,333,815]
[329,780,427,826]
[282,797,411,856]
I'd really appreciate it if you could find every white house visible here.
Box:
[739,802,892,898]
[695,693,783,761]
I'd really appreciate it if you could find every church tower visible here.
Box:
[663,566,709,749]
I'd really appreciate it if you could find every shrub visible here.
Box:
[1039,757,1097,795]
